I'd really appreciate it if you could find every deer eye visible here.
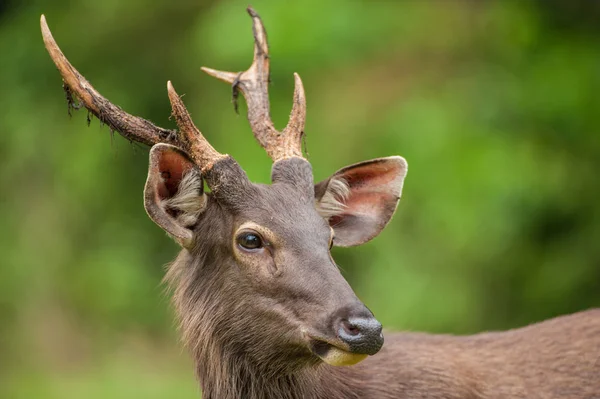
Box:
[237,232,263,251]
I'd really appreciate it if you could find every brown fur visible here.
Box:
[159,159,599,398]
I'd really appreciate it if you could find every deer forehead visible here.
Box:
[232,185,330,237]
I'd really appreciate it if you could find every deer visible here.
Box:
[41,7,600,399]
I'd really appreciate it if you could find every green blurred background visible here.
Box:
[1,0,599,397]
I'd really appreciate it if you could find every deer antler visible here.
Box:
[40,15,177,147]
[201,7,306,163]
[41,15,224,171]
[167,81,227,170]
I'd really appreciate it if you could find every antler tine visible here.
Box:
[282,73,306,152]
[41,15,179,147]
[167,81,226,170]
[201,7,307,162]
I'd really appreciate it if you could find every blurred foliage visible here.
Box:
[1,0,599,397]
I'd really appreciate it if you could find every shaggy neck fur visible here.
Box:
[194,350,364,399]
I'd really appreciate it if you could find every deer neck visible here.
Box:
[195,343,365,399]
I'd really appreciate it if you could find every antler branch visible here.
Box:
[167,81,227,170]
[201,7,306,162]
[41,15,225,171]
[41,15,178,147]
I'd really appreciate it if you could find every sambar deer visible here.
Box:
[41,7,599,399]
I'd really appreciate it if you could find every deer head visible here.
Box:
[41,7,407,376]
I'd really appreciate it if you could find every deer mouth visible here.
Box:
[306,335,368,366]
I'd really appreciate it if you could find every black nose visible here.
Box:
[337,316,384,355]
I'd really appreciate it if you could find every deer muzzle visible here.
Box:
[304,306,384,366]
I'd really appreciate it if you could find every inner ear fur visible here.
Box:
[144,144,206,248]
[315,156,407,247]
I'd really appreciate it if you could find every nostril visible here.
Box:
[341,319,361,336]
[336,317,384,356]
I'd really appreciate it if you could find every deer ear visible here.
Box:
[144,144,207,248]
[315,156,407,247]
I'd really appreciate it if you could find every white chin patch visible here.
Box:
[319,347,368,366]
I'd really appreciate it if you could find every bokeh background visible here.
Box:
[1,0,599,397]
